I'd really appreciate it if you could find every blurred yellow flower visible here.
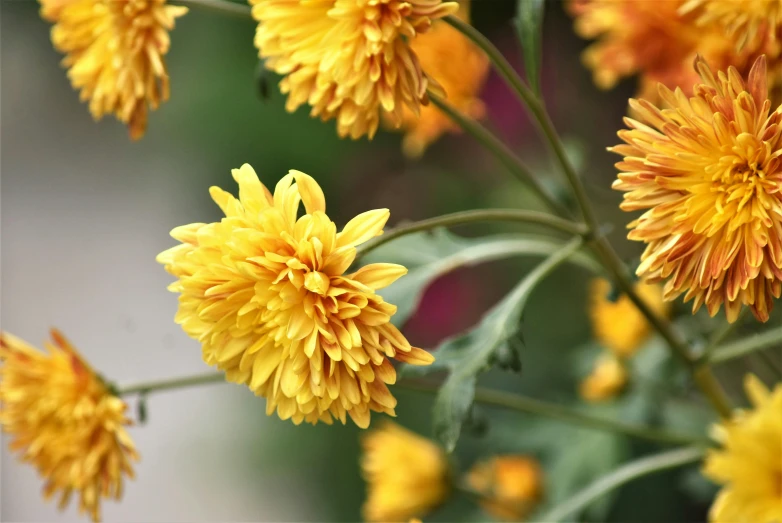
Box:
[251,0,458,139]
[157,164,434,428]
[579,354,628,403]
[397,0,489,157]
[361,422,450,522]
[466,455,543,521]
[611,56,782,322]
[39,0,186,140]
[681,0,782,52]
[0,330,138,522]
[703,374,782,523]
[589,278,668,358]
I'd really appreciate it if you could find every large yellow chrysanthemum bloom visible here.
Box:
[0,330,138,522]
[39,0,187,140]
[466,455,543,521]
[703,374,782,523]
[611,56,782,322]
[251,0,458,140]
[588,278,669,357]
[397,0,489,158]
[361,422,450,522]
[681,0,782,52]
[157,164,434,428]
[567,0,777,102]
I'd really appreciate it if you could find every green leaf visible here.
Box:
[365,229,600,327]
[406,238,584,451]
[514,0,545,96]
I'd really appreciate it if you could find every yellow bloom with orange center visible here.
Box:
[251,0,458,140]
[681,0,782,52]
[361,422,450,522]
[466,455,543,521]
[397,0,489,157]
[157,164,434,428]
[39,0,187,140]
[703,374,782,523]
[611,56,782,322]
[579,354,628,403]
[589,278,669,357]
[0,330,138,522]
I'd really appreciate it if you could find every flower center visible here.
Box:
[304,271,330,296]
[710,158,778,212]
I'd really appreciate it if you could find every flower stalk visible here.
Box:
[116,372,225,396]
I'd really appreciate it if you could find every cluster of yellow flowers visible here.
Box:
[4,0,782,522]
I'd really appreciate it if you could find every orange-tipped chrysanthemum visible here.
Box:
[251,0,458,139]
[157,164,434,428]
[0,330,138,522]
[466,455,544,521]
[39,0,187,139]
[396,0,489,157]
[611,56,782,322]
[361,422,450,521]
[681,0,782,52]
[703,374,782,522]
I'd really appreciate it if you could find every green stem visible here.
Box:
[701,308,749,359]
[175,0,252,18]
[116,372,225,396]
[398,380,710,447]
[708,325,782,365]
[429,94,569,217]
[539,446,705,522]
[443,14,733,418]
[356,208,588,258]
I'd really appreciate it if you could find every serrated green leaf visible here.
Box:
[365,229,600,327]
[408,238,584,451]
[514,0,545,96]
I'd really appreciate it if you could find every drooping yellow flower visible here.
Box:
[611,56,782,322]
[703,374,782,523]
[39,0,187,140]
[567,0,778,102]
[0,330,138,522]
[396,0,489,157]
[157,164,434,428]
[251,0,459,140]
[681,0,782,52]
[361,422,450,522]
[589,278,668,357]
[579,353,628,403]
[466,455,543,521]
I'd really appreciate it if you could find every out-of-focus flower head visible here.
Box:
[361,422,450,522]
[466,455,543,521]
[251,0,459,140]
[0,330,138,522]
[38,0,187,140]
[681,0,782,52]
[396,0,489,157]
[589,278,669,357]
[703,374,782,523]
[157,164,434,428]
[611,56,782,322]
[579,353,628,403]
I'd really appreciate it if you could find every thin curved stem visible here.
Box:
[356,208,588,259]
[116,372,225,396]
[429,94,569,217]
[175,0,252,18]
[708,325,782,365]
[398,380,710,447]
[539,446,705,522]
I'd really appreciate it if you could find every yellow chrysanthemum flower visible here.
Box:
[589,278,668,357]
[567,0,778,102]
[466,455,543,521]
[397,0,489,157]
[611,56,782,322]
[361,422,450,522]
[0,330,138,522]
[157,164,434,428]
[681,0,782,52]
[39,0,187,140]
[703,374,782,523]
[251,0,458,140]
[579,353,628,403]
